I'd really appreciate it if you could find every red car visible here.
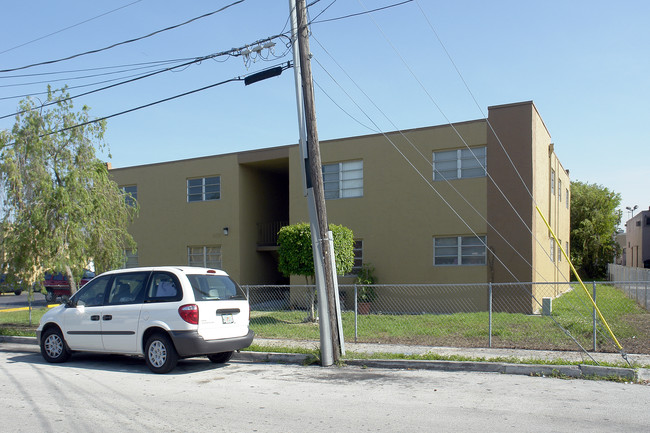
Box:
[43,270,95,302]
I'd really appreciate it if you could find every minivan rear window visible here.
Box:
[187,274,246,301]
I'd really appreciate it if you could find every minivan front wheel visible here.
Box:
[145,333,178,374]
[41,328,71,363]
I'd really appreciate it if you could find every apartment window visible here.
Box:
[350,240,363,275]
[434,235,486,266]
[550,169,555,195]
[433,147,486,181]
[557,240,561,262]
[120,185,137,207]
[558,179,562,202]
[565,241,569,260]
[566,188,569,209]
[322,160,363,199]
[549,239,555,262]
[123,249,138,268]
[187,176,220,202]
[188,246,222,269]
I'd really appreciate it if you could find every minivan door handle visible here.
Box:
[102,315,112,321]
[90,315,100,321]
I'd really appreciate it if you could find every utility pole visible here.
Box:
[290,0,341,364]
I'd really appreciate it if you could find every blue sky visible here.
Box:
[1,0,648,225]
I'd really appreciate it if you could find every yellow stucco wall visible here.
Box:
[109,101,571,313]
[288,121,489,286]
[110,154,241,278]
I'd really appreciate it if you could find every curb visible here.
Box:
[2,335,645,381]
[345,358,640,381]
[0,335,38,345]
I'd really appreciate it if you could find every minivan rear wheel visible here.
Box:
[145,333,178,374]
[207,351,233,364]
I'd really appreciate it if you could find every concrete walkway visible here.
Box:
[254,337,650,365]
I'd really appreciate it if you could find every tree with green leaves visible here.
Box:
[0,87,137,296]
[570,180,621,279]
[277,222,354,320]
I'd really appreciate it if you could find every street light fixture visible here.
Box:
[625,205,638,219]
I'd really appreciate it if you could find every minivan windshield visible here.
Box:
[187,274,246,301]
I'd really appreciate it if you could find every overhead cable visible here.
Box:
[3,62,291,145]
[0,34,289,120]
[0,0,246,73]
[310,0,413,24]
[0,0,145,56]
[0,58,196,79]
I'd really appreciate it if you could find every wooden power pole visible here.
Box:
[294,0,341,363]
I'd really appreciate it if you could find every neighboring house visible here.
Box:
[624,208,650,268]
[109,101,570,313]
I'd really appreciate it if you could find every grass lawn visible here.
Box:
[3,284,649,354]
[0,306,49,336]
[249,284,650,353]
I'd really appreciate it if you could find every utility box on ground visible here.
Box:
[542,297,552,316]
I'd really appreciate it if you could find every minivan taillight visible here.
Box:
[179,304,199,324]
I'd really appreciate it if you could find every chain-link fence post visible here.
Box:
[592,281,597,352]
[354,284,358,343]
[488,282,493,348]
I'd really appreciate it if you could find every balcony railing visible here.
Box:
[257,220,289,247]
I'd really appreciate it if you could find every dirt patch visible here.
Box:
[618,314,650,354]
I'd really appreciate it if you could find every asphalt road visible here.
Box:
[0,291,49,310]
[1,343,649,432]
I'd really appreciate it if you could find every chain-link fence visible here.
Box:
[243,281,650,355]
[608,264,650,312]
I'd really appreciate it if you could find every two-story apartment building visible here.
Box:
[109,101,570,312]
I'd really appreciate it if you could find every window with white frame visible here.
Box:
[322,160,363,199]
[549,239,555,262]
[188,246,222,269]
[123,249,139,268]
[433,147,486,181]
[550,169,555,195]
[558,179,562,202]
[566,188,569,209]
[434,235,487,266]
[187,176,220,202]
[120,185,138,207]
[557,240,561,262]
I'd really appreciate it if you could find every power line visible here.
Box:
[0,69,174,102]
[0,0,246,74]
[0,0,145,56]
[3,62,291,145]
[0,61,187,89]
[310,0,413,24]
[313,35,595,360]
[0,58,196,79]
[0,34,290,120]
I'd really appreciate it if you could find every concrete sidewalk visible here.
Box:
[4,335,649,382]
[254,337,650,364]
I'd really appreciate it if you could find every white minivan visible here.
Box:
[36,267,254,373]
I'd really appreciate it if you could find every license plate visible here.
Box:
[221,314,234,324]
